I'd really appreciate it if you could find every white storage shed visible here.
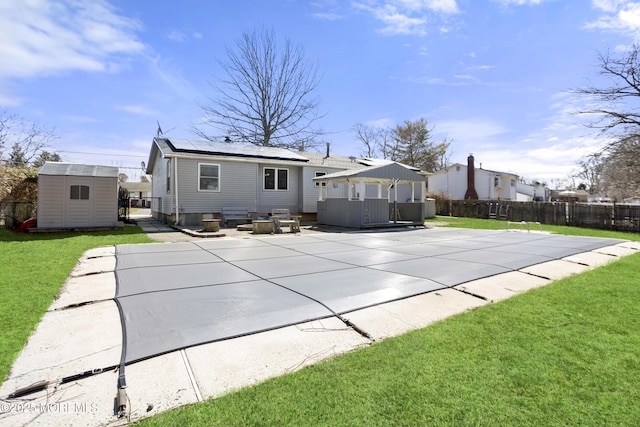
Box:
[37,162,119,229]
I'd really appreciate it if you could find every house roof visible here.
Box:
[302,152,367,170]
[146,137,421,177]
[39,162,118,178]
[312,162,427,184]
[147,137,309,173]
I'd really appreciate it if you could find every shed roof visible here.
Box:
[39,162,119,178]
[312,162,426,184]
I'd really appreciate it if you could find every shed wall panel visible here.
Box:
[37,176,66,228]
[92,178,118,226]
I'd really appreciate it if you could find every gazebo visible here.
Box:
[312,162,427,228]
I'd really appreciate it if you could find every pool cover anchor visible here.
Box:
[115,365,128,418]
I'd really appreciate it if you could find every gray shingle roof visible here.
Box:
[38,162,119,177]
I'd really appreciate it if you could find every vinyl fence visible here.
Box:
[437,200,640,233]
[0,202,37,229]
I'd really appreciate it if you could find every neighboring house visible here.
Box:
[516,181,550,202]
[146,137,379,226]
[588,194,613,203]
[427,155,518,200]
[120,181,152,208]
[622,196,640,204]
[37,162,119,229]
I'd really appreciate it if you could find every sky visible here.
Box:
[1,0,639,185]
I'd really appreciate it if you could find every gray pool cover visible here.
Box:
[114,229,622,364]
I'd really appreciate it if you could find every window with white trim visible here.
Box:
[70,185,89,200]
[199,163,220,191]
[264,167,288,190]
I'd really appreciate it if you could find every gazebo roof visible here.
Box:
[312,162,426,184]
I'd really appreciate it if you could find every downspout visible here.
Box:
[174,156,180,225]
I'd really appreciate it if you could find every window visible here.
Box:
[264,168,288,190]
[314,171,326,187]
[166,159,171,193]
[199,163,220,191]
[70,185,89,200]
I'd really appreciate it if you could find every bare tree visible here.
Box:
[574,45,640,141]
[0,111,58,165]
[572,152,604,194]
[573,46,640,199]
[195,27,324,150]
[601,135,640,200]
[352,123,393,158]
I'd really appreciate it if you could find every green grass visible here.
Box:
[138,218,640,426]
[0,226,153,385]
[430,215,640,241]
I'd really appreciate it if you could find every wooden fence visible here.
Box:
[437,200,640,233]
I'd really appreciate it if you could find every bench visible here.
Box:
[271,209,300,233]
[221,207,252,227]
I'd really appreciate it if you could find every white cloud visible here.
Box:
[0,0,145,79]
[0,91,24,107]
[313,12,345,21]
[491,0,545,5]
[166,30,203,42]
[354,0,459,36]
[365,117,395,128]
[585,0,640,38]
[167,30,188,42]
[116,104,157,116]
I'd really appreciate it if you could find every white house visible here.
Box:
[516,181,550,202]
[428,155,518,200]
[37,162,119,229]
[146,137,377,226]
[120,181,152,208]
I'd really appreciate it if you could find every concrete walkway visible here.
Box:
[1,220,638,426]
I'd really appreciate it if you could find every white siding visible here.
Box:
[176,159,258,213]
[37,175,66,228]
[257,163,300,214]
[149,153,174,215]
[428,166,467,199]
[301,166,349,213]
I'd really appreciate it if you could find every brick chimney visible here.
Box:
[464,154,479,200]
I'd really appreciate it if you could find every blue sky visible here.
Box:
[1,0,639,184]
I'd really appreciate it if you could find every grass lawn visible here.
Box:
[138,217,640,426]
[0,226,153,386]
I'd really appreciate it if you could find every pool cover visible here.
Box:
[114,229,623,365]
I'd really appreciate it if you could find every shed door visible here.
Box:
[66,177,92,227]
